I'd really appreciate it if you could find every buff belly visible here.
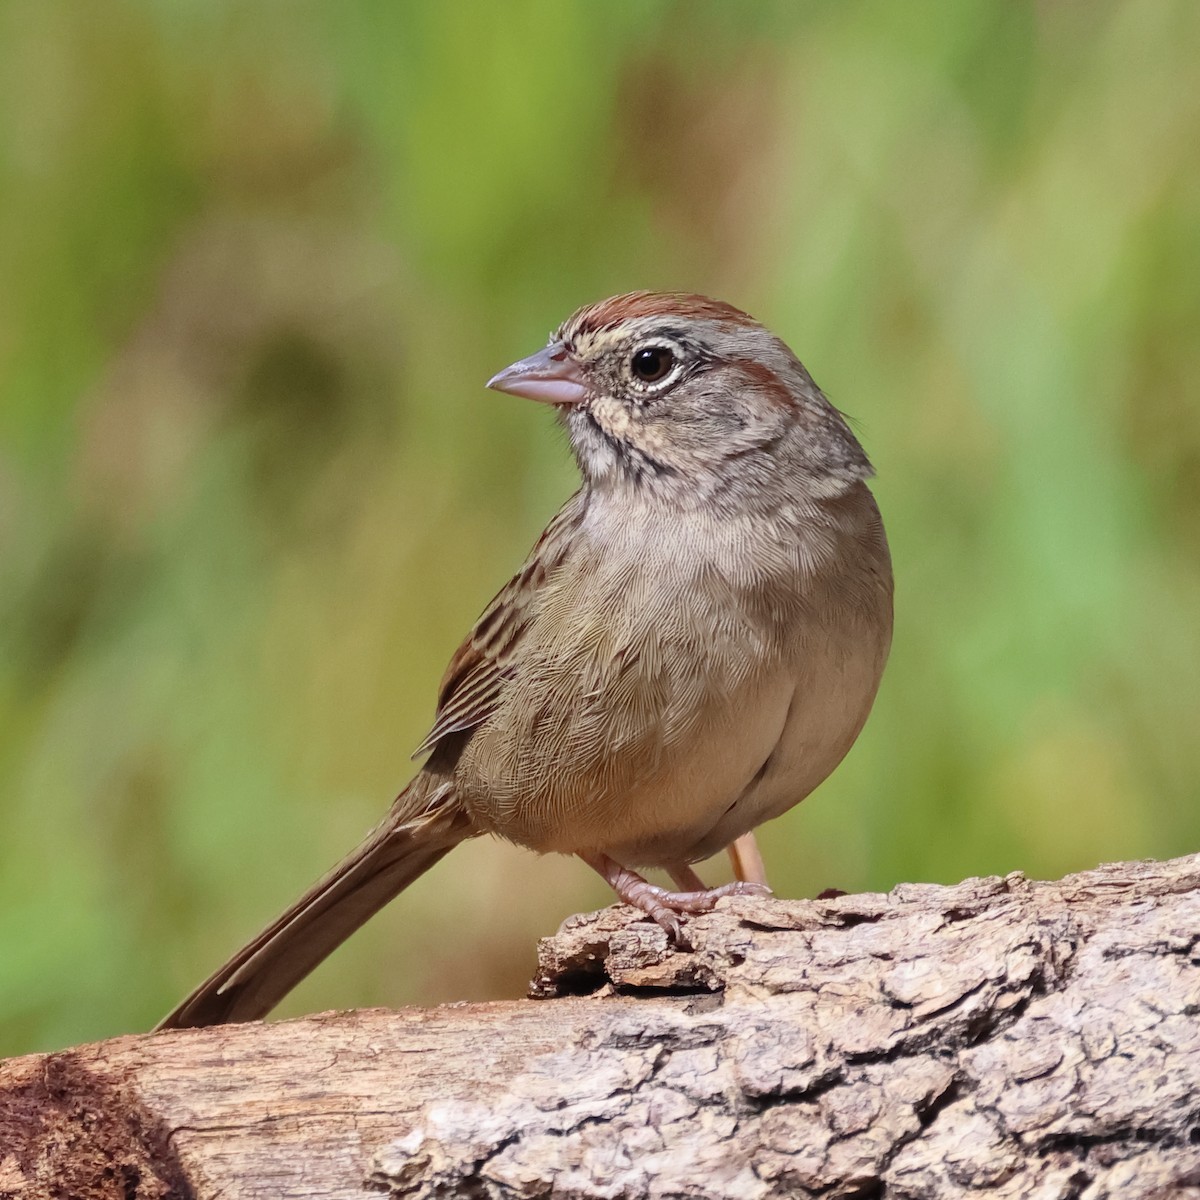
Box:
[454,607,887,868]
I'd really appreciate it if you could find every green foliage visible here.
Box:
[2,0,1197,1053]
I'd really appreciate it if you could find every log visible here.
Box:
[3,854,1200,1199]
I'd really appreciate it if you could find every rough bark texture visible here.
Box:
[3,855,1200,1200]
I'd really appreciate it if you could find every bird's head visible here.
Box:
[488,291,872,507]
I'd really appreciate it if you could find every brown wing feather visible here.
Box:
[412,493,584,758]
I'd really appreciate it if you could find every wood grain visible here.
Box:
[4,854,1200,1198]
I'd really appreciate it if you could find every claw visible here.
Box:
[579,851,772,947]
[656,880,772,912]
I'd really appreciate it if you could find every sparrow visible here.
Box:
[158,291,893,1029]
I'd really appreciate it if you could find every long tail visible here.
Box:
[156,775,473,1030]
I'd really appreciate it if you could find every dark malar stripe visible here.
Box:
[583,409,677,483]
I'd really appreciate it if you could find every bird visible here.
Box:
[157,291,893,1030]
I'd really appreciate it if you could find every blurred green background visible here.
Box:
[2,0,1198,1055]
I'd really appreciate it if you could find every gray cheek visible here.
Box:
[673,391,749,435]
[668,388,765,443]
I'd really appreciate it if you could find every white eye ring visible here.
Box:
[628,343,680,388]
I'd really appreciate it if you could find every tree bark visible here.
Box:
[3,854,1200,1200]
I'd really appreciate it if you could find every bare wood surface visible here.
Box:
[3,854,1200,1199]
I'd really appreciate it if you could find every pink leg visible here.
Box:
[668,864,707,891]
[727,832,769,887]
[581,851,770,945]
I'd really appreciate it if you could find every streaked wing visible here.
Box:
[412,492,584,757]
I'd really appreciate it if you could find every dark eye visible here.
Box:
[630,345,675,384]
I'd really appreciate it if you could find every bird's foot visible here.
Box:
[579,851,771,947]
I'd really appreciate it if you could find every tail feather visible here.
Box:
[157,778,472,1030]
